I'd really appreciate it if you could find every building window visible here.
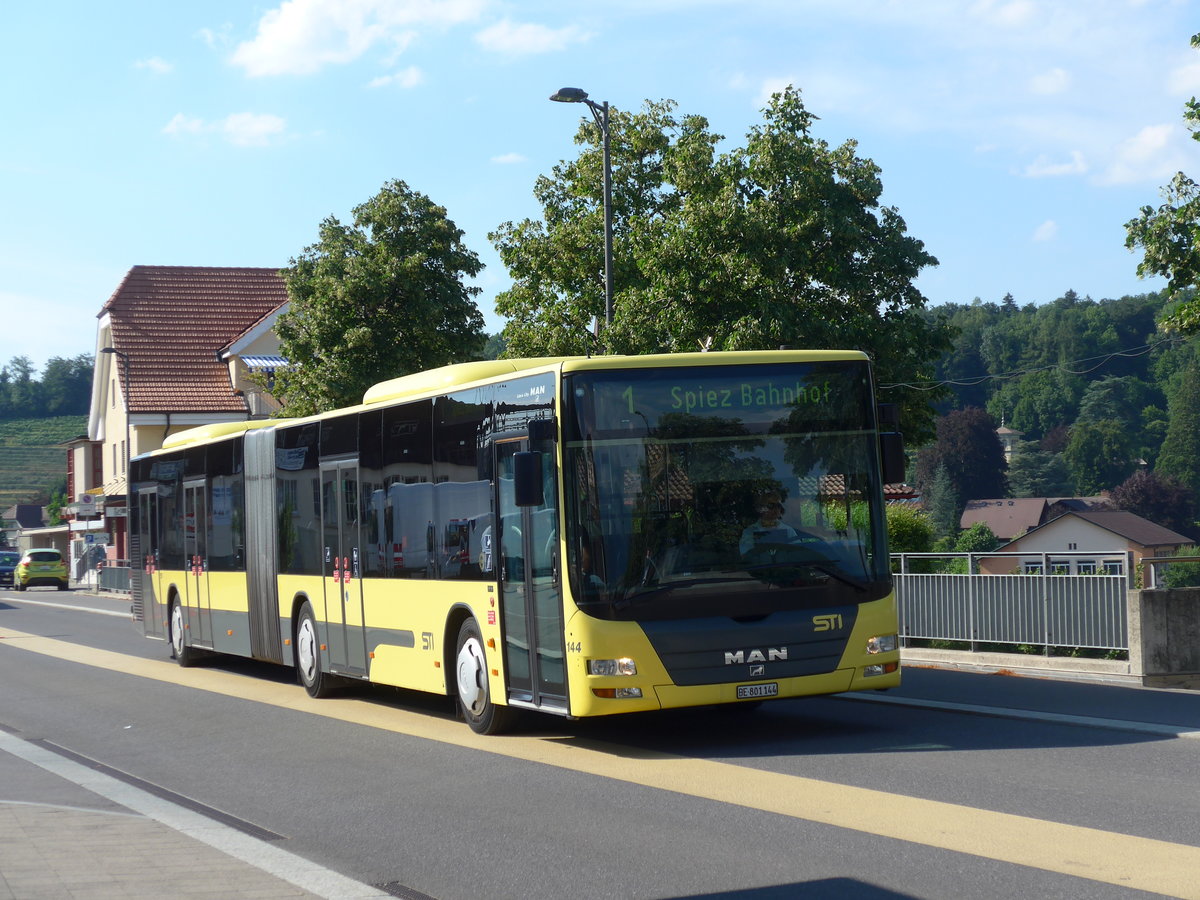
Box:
[1023,562,1043,575]
[1103,561,1124,576]
[121,440,126,475]
[1068,542,1077,550]
[1051,562,1070,576]
[1078,561,1097,575]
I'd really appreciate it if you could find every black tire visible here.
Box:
[454,617,513,735]
[15,582,24,592]
[57,581,68,591]
[169,599,197,667]
[295,601,337,698]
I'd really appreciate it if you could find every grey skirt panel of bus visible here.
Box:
[245,426,284,663]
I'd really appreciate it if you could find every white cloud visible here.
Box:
[232,0,486,77]
[1032,220,1058,242]
[970,0,1036,28]
[162,113,206,137]
[1100,123,1187,185]
[1028,67,1070,95]
[368,65,424,88]
[491,152,526,164]
[755,76,798,108]
[162,112,288,147]
[224,113,288,146]
[1168,60,1200,96]
[1023,150,1087,178]
[134,57,173,75]
[197,24,233,49]
[473,19,590,55]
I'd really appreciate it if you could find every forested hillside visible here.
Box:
[906,288,1199,541]
[0,416,86,509]
[0,355,93,508]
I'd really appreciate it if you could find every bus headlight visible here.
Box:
[866,634,897,655]
[588,658,637,676]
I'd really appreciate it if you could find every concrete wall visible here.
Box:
[1129,587,1200,688]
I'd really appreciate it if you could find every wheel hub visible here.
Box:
[456,639,485,714]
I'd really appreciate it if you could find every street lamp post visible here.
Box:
[550,86,614,329]
[100,347,130,563]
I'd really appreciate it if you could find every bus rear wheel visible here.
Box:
[455,618,513,735]
[295,602,337,699]
[169,600,196,667]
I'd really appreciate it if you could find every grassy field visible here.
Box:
[0,416,87,510]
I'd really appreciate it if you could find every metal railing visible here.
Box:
[97,560,131,594]
[892,552,1131,652]
[1141,555,1200,590]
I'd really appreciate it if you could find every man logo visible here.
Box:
[724,648,787,665]
[749,664,765,676]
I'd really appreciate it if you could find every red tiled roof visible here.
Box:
[1068,510,1192,548]
[102,266,288,413]
[960,497,1048,541]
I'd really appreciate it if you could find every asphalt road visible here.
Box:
[2,586,1199,900]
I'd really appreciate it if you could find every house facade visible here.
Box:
[976,510,1193,576]
[83,266,289,564]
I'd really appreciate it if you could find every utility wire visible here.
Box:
[879,335,1183,392]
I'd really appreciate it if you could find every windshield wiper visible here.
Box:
[614,575,751,609]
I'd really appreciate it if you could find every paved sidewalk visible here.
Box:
[0,802,323,899]
[0,730,389,900]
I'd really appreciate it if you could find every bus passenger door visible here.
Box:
[497,439,566,710]
[136,487,165,639]
[183,480,211,647]
[321,460,367,676]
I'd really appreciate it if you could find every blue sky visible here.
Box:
[3,0,1197,372]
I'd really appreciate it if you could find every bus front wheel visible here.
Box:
[455,618,513,735]
[295,602,337,699]
[169,600,196,667]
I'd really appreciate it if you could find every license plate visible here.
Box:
[736,682,778,700]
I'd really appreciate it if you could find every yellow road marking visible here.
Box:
[4,626,1199,898]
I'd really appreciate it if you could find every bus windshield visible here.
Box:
[563,361,892,621]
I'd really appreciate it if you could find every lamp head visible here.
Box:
[550,87,589,103]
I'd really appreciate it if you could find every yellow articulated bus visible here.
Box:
[129,350,903,734]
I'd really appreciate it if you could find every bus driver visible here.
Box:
[739,491,798,555]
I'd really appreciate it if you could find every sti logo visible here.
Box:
[812,613,844,632]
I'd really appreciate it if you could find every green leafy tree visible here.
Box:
[1063,420,1138,495]
[954,521,999,553]
[885,504,935,554]
[1126,33,1200,333]
[1006,440,1073,497]
[273,179,485,415]
[491,87,950,443]
[1155,355,1200,496]
[925,463,960,540]
[1160,546,1200,588]
[39,354,94,416]
[986,369,1085,440]
[1075,376,1158,429]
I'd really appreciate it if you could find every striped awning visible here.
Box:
[241,355,289,371]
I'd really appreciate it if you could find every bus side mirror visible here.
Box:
[514,452,544,507]
[879,432,905,485]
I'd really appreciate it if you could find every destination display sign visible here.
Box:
[569,362,873,437]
